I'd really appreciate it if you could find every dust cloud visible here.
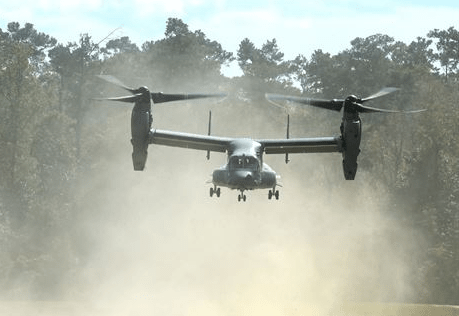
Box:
[51,96,425,316]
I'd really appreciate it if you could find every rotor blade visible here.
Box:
[151,92,227,104]
[265,93,344,111]
[358,87,427,113]
[266,88,425,114]
[96,75,137,94]
[93,94,143,103]
[361,87,399,103]
[357,103,427,114]
[265,95,289,111]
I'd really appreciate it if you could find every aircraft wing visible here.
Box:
[149,129,233,153]
[150,129,342,154]
[259,137,343,154]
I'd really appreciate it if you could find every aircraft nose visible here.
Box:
[234,170,251,178]
[232,171,256,185]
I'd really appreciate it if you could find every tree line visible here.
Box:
[1,18,459,303]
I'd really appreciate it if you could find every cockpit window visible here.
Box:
[229,156,259,170]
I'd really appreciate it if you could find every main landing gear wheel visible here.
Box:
[238,192,247,202]
[210,187,221,197]
[268,189,279,200]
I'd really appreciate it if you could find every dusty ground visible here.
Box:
[1,301,458,315]
[4,101,454,315]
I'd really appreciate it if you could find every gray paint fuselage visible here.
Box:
[212,139,277,191]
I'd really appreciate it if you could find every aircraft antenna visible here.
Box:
[285,114,290,164]
[207,110,212,160]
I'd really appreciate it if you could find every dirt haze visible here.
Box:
[46,97,426,316]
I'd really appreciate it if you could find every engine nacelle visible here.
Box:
[340,116,361,180]
[131,108,152,171]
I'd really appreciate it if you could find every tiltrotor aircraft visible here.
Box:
[96,75,424,202]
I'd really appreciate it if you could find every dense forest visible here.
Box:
[1,17,458,305]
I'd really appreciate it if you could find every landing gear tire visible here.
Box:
[210,187,221,198]
[268,189,279,200]
[238,192,247,202]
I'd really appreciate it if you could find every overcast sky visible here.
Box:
[1,0,459,76]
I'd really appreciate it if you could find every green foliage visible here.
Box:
[141,18,234,90]
[428,26,459,80]
[235,38,296,106]
[0,22,57,70]
[0,19,459,304]
[237,38,292,84]
[100,36,139,57]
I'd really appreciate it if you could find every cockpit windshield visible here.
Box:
[229,155,259,170]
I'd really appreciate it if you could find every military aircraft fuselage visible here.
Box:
[212,139,277,191]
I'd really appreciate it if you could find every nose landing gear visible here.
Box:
[268,189,279,200]
[238,191,247,202]
[210,186,221,197]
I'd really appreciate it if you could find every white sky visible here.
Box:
[1,0,459,76]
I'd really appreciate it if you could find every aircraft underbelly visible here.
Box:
[212,169,276,190]
[260,171,277,188]
[212,169,229,187]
